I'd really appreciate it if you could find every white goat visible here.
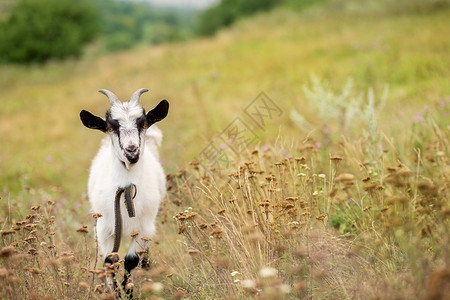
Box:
[80,88,168,296]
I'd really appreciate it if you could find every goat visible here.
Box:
[80,88,169,297]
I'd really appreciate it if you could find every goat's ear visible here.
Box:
[146,100,169,125]
[80,110,107,132]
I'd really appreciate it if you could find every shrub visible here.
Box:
[197,0,281,36]
[0,0,99,64]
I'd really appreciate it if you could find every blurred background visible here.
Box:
[0,0,449,207]
[0,1,449,298]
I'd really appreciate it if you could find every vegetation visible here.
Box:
[0,0,99,63]
[96,0,195,51]
[197,0,281,36]
[0,1,449,299]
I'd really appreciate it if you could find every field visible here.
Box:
[0,2,449,299]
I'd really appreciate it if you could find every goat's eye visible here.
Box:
[143,124,148,129]
[108,128,113,132]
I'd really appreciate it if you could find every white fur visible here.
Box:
[88,114,165,259]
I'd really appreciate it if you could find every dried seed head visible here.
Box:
[386,195,409,205]
[210,228,223,239]
[259,201,271,207]
[94,284,104,294]
[175,287,188,298]
[188,248,200,256]
[295,157,306,163]
[1,229,16,236]
[335,173,355,182]
[362,206,372,211]
[285,196,299,201]
[330,156,343,161]
[363,181,378,191]
[92,213,103,219]
[316,213,327,221]
[185,212,197,220]
[76,225,89,233]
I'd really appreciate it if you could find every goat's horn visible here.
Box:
[130,88,149,105]
[98,89,120,106]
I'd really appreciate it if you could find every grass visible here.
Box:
[0,1,449,299]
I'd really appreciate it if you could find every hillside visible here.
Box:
[0,4,449,299]
[1,6,448,197]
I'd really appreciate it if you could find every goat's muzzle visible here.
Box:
[125,145,140,164]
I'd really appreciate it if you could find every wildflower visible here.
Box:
[318,174,326,179]
[142,282,164,293]
[414,112,424,122]
[280,283,291,294]
[259,266,278,278]
[241,279,256,289]
[297,173,307,177]
[231,271,240,277]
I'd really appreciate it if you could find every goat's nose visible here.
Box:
[126,145,138,153]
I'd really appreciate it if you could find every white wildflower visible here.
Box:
[259,266,278,278]
[280,283,291,294]
[241,279,256,290]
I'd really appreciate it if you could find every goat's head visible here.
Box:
[80,88,169,168]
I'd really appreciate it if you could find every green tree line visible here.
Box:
[0,0,331,64]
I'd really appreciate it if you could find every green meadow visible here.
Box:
[0,2,449,299]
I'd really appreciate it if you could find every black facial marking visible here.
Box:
[135,115,148,133]
[105,110,120,133]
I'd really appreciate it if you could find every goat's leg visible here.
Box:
[122,253,139,299]
[104,253,120,294]
[98,228,119,294]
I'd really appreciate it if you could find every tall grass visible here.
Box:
[1,84,449,299]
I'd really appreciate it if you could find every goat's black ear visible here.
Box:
[80,110,107,132]
[146,100,169,125]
